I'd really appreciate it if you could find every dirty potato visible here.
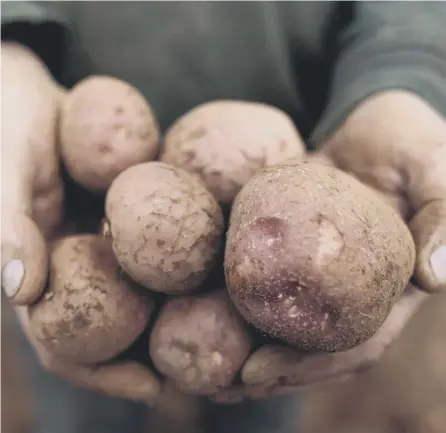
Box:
[105,162,224,294]
[29,234,154,364]
[225,162,416,352]
[60,75,160,192]
[150,290,253,394]
[160,100,305,204]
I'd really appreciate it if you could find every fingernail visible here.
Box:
[1,259,25,298]
[430,245,446,283]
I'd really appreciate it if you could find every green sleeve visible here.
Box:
[1,1,69,79]
[311,1,446,146]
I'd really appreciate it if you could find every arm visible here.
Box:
[312,1,446,144]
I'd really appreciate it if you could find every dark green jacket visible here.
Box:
[3,1,446,145]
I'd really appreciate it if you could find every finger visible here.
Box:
[415,403,446,433]
[15,289,162,405]
[2,43,63,305]
[210,383,301,404]
[316,92,446,292]
[42,356,162,405]
[17,307,162,405]
[241,284,428,388]
[1,214,48,305]
[302,150,336,167]
[410,200,446,293]
[402,112,446,293]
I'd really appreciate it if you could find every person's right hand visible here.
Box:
[1,42,161,405]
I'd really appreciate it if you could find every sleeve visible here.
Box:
[2,1,70,80]
[310,1,446,146]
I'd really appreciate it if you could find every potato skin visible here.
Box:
[160,100,305,204]
[225,162,416,352]
[29,234,153,364]
[60,75,160,192]
[105,162,224,294]
[149,290,253,394]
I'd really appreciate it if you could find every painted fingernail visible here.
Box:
[1,259,25,298]
[430,245,446,283]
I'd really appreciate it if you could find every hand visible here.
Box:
[318,90,446,294]
[1,43,161,404]
[212,90,445,403]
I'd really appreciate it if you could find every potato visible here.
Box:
[149,290,253,394]
[29,234,154,364]
[60,75,160,193]
[105,162,224,293]
[159,100,305,204]
[225,162,416,352]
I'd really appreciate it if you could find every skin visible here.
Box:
[2,214,48,305]
[105,162,224,294]
[2,42,444,403]
[29,234,154,364]
[225,162,415,352]
[160,100,306,205]
[60,75,161,193]
[150,289,253,394]
[413,403,446,433]
[1,43,64,305]
[319,91,446,294]
[1,43,161,404]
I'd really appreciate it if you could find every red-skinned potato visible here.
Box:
[225,162,416,352]
[60,75,160,193]
[29,234,154,364]
[160,100,305,205]
[105,162,224,294]
[149,290,253,394]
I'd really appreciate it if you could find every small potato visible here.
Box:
[60,75,160,192]
[149,290,253,394]
[225,162,416,352]
[160,100,305,204]
[29,234,154,364]
[105,162,224,294]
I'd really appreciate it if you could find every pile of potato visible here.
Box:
[27,75,416,397]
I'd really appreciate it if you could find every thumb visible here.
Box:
[405,120,446,293]
[409,196,446,293]
[1,132,49,306]
[1,213,49,305]
[310,138,446,293]
[1,43,63,305]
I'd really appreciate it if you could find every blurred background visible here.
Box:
[2,291,446,433]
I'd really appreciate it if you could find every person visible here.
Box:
[2,2,446,433]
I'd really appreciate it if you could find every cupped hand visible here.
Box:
[318,90,446,294]
[211,90,445,403]
[1,42,161,405]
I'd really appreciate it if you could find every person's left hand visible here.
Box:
[211,90,446,403]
